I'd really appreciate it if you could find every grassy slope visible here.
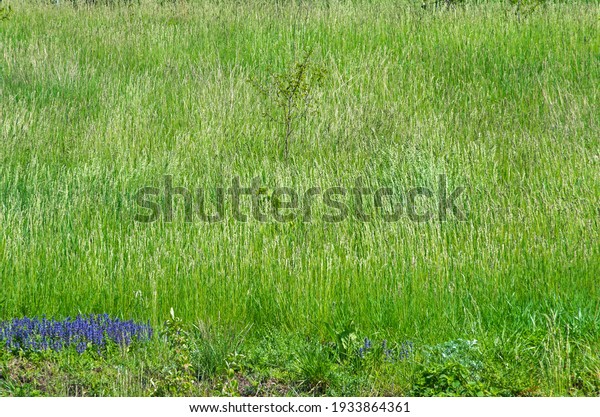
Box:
[0,1,599,396]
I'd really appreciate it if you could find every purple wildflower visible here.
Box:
[0,315,152,353]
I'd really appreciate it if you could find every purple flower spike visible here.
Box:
[0,315,153,353]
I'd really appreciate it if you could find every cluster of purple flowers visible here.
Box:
[391,340,414,362]
[358,337,372,357]
[0,314,153,354]
[358,338,414,362]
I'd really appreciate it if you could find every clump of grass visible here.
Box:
[191,322,249,381]
[294,342,334,395]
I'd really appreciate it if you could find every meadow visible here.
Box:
[0,0,599,396]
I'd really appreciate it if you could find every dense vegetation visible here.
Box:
[0,0,599,396]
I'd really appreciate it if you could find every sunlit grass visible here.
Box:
[0,0,599,395]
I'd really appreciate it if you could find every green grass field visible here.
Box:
[0,0,599,396]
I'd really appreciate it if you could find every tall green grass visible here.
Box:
[0,0,599,394]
